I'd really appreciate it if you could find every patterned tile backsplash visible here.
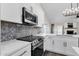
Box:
[1,21,41,42]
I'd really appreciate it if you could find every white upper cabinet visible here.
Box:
[1,4,21,23]
[1,3,31,23]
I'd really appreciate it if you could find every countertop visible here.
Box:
[35,33,79,38]
[34,34,57,37]
[1,39,31,56]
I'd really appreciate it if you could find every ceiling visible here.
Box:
[41,3,77,24]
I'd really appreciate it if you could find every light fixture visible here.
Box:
[75,3,79,14]
[62,3,79,16]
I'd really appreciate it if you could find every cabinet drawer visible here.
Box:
[22,45,31,56]
[11,45,31,56]
[44,39,53,51]
[22,51,31,56]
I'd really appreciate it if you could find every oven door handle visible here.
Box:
[32,42,43,50]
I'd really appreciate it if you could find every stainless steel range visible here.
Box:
[17,35,44,56]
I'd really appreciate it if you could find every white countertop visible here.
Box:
[72,35,79,38]
[40,34,79,38]
[1,39,31,56]
[35,33,57,37]
[34,33,47,37]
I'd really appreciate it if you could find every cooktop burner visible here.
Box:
[17,35,43,42]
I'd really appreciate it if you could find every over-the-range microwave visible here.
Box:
[22,7,38,25]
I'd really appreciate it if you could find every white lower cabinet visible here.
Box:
[63,39,79,56]
[44,36,59,52]
[20,45,31,56]
[44,36,79,56]
[53,39,65,54]
[44,37,53,51]
[22,51,31,56]
[11,44,31,56]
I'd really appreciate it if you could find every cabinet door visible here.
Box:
[61,37,75,55]
[22,45,31,56]
[22,51,31,56]
[1,3,31,23]
[1,3,22,23]
[52,36,67,55]
[44,36,61,52]
[52,39,65,54]
[11,44,31,56]
[65,40,78,55]
[62,38,78,56]
[68,38,78,47]
[44,37,53,51]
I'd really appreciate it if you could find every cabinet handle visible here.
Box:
[19,51,27,56]
[63,42,67,47]
[52,40,54,45]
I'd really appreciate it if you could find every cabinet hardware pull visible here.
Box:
[19,51,27,56]
[52,40,54,45]
[63,42,67,47]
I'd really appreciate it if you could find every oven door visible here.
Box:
[31,40,44,56]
